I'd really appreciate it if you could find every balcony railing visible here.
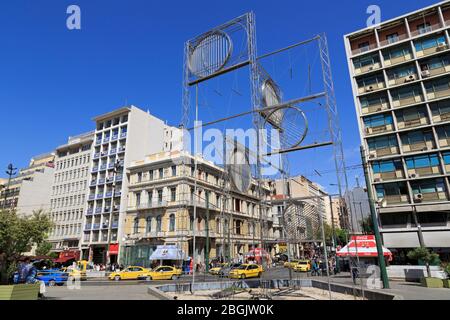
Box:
[114,191,122,197]
[100,164,107,171]
[95,139,102,145]
[118,146,126,153]
[93,152,100,159]
[120,132,127,139]
[410,23,442,37]
[112,222,119,228]
[379,33,409,47]
[85,224,92,230]
[95,207,102,214]
[111,134,118,141]
[96,193,104,199]
[110,148,117,155]
[88,194,95,200]
[100,151,108,157]
[116,175,123,182]
[90,180,97,186]
[92,223,100,230]
[103,137,110,143]
[352,43,378,55]
[104,206,111,213]
[91,167,99,173]
[105,191,113,198]
[87,208,94,215]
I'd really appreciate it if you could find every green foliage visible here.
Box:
[359,216,374,234]
[407,247,439,265]
[335,228,349,246]
[441,263,450,279]
[35,241,52,256]
[0,209,53,284]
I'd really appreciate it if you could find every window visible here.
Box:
[372,159,403,173]
[157,189,163,203]
[415,36,446,51]
[386,32,399,44]
[170,187,176,202]
[411,179,445,195]
[417,22,431,35]
[430,99,450,117]
[171,166,176,176]
[400,130,433,145]
[156,216,162,232]
[159,168,163,179]
[375,182,408,199]
[149,170,153,180]
[190,215,194,231]
[436,125,450,138]
[133,218,139,234]
[418,212,447,226]
[360,94,388,109]
[383,46,410,60]
[358,41,370,52]
[442,152,450,165]
[169,214,175,232]
[353,54,379,69]
[405,154,439,169]
[389,65,415,79]
[146,216,152,233]
[380,213,409,228]
[367,135,398,151]
[425,77,450,94]
[363,114,393,128]
[137,172,142,183]
[397,106,426,122]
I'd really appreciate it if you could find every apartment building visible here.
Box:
[81,106,181,264]
[345,1,450,259]
[271,175,331,257]
[1,152,55,216]
[122,150,275,267]
[48,132,94,254]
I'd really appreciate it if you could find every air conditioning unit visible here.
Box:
[374,178,382,182]
[409,173,419,179]
[369,152,377,159]
[422,146,429,151]
[421,70,430,78]
[368,66,374,71]
[405,74,416,82]
[437,43,447,51]
[414,193,423,202]
[366,127,372,134]
[63,246,69,251]
[376,107,382,111]
[366,85,375,92]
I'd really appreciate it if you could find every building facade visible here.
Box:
[1,152,55,216]
[345,1,450,260]
[122,151,275,267]
[48,132,94,254]
[81,106,181,264]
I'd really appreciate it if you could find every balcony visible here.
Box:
[402,140,434,153]
[105,191,113,198]
[425,80,450,101]
[85,224,92,230]
[379,33,409,47]
[369,147,399,158]
[357,80,386,95]
[410,22,442,38]
[97,178,105,185]
[95,139,102,145]
[88,194,96,201]
[387,72,418,87]
[101,223,109,229]
[100,164,107,171]
[351,43,378,56]
[383,47,413,67]
[384,194,410,205]
[108,163,115,169]
[110,148,117,155]
[91,166,99,173]
[415,37,448,58]
[396,108,429,129]
[352,53,381,75]
[100,151,108,157]
[86,208,94,215]
[373,171,404,182]
[114,191,122,197]
[103,137,110,144]
[113,205,120,211]
[95,207,102,214]
[92,223,100,230]
[118,146,126,153]
[106,176,114,183]
[407,166,441,178]
[391,92,424,107]
[93,152,100,159]
[116,175,123,182]
[365,124,393,136]
[96,193,104,199]
[111,134,118,141]
[120,132,127,139]
[111,222,119,228]
[104,206,111,213]
[90,180,97,186]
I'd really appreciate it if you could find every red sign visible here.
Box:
[109,244,119,255]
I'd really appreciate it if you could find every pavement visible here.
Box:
[42,266,450,300]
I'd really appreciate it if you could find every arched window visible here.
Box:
[169,214,176,232]
[133,217,139,234]
[156,216,162,232]
[146,216,152,233]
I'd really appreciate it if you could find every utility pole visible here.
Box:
[2,164,17,210]
[328,195,339,273]
[205,191,210,272]
[360,146,390,289]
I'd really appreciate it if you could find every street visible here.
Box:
[42,267,450,300]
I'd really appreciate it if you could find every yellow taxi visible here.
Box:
[109,266,150,281]
[293,260,311,272]
[283,259,300,268]
[145,266,182,280]
[228,264,263,279]
[209,263,225,275]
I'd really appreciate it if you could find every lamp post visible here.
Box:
[2,164,17,210]
[360,146,390,289]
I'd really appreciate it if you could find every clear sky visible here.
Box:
[0,0,439,191]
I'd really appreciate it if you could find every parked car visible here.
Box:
[145,266,182,280]
[229,264,263,279]
[284,259,300,268]
[36,270,69,286]
[218,263,241,277]
[293,260,311,272]
[109,266,150,281]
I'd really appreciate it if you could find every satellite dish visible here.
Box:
[228,147,251,193]
[188,30,233,78]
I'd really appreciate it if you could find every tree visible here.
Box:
[0,209,52,284]
[407,247,439,278]
[35,241,52,256]
[335,228,349,246]
[359,216,374,234]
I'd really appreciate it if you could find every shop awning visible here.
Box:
[337,235,392,259]
[54,256,76,264]
[149,245,186,260]
[244,248,270,258]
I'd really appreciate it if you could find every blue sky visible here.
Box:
[0,0,438,191]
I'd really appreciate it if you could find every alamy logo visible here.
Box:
[67,5,81,30]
